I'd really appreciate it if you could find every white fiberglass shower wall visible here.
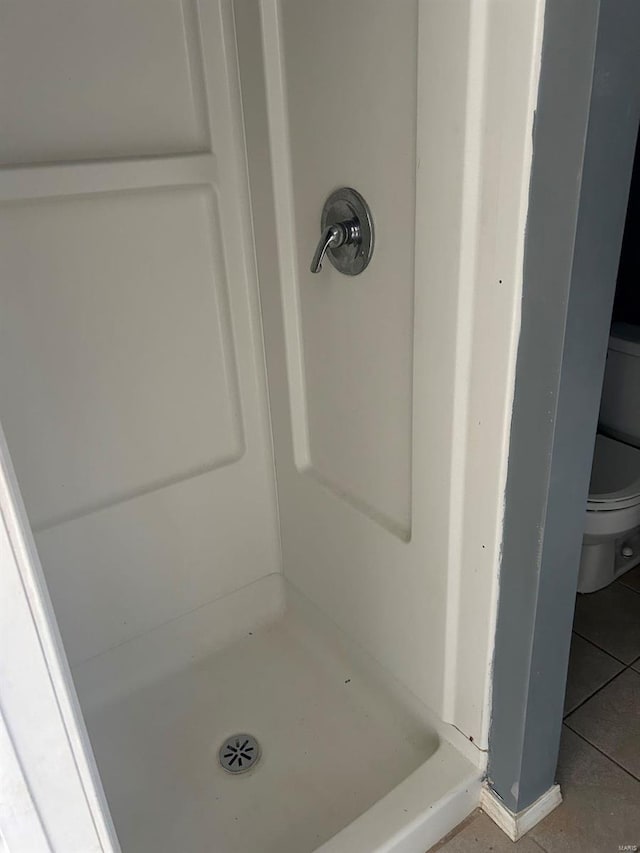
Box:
[0,1,544,851]
[251,0,544,744]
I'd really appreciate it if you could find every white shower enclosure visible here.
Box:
[0,1,544,851]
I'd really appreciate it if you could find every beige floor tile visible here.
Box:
[529,727,640,853]
[617,563,640,593]
[632,657,640,674]
[573,583,640,663]
[565,668,640,778]
[563,634,624,716]
[427,811,544,852]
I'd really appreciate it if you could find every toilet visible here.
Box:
[578,322,640,593]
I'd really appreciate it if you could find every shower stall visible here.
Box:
[0,1,544,850]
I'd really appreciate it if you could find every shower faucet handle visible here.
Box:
[310,187,374,276]
[310,221,357,273]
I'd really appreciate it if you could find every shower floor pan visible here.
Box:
[73,575,481,853]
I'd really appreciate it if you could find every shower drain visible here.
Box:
[218,734,260,774]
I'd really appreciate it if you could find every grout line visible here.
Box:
[570,629,631,665]
[529,836,552,853]
[615,577,640,596]
[563,723,640,784]
[424,810,480,851]
[563,661,628,719]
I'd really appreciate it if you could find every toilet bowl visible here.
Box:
[578,322,640,593]
[578,435,640,593]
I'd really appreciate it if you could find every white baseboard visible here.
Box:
[480,783,562,841]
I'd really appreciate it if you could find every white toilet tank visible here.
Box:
[599,321,640,448]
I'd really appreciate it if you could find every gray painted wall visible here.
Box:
[488,0,640,813]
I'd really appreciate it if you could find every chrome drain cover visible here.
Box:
[219,734,260,774]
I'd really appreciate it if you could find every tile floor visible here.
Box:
[429,564,640,853]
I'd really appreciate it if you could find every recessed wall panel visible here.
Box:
[0,0,209,164]
[276,0,418,539]
[0,187,242,529]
